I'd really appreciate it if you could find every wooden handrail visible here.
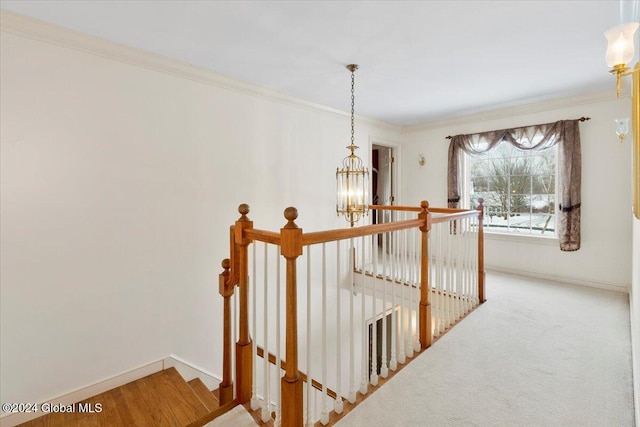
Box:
[302,218,424,246]
[241,208,477,248]
[369,204,470,214]
[429,207,472,214]
[369,204,421,212]
[245,228,281,245]
[431,210,479,224]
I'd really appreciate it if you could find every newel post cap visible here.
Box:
[238,204,250,221]
[283,207,299,229]
[281,207,302,258]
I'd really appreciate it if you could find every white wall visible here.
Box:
[400,95,633,290]
[632,217,640,425]
[0,22,401,406]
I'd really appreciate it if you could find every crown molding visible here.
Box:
[0,9,401,132]
[1,9,614,135]
[402,90,620,134]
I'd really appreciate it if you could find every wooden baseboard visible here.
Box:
[0,356,221,427]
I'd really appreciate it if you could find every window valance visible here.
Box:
[447,119,582,251]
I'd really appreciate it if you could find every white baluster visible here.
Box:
[275,247,281,427]
[462,220,467,314]
[412,227,420,352]
[427,224,434,339]
[348,238,357,403]
[446,223,453,329]
[251,243,259,410]
[451,224,457,322]
[462,219,467,315]
[465,217,472,313]
[380,231,389,378]
[472,219,480,307]
[232,290,237,386]
[370,234,378,387]
[335,241,344,413]
[408,214,415,350]
[360,235,368,395]
[405,227,413,359]
[389,228,398,371]
[435,222,443,336]
[321,243,329,425]
[262,244,270,422]
[398,228,406,365]
[468,218,474,307]
[455,222,462,322]
[306,248,313,427]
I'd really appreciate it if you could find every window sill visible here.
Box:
[484,231,558,246]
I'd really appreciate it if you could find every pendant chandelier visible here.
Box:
[336,64,369,227]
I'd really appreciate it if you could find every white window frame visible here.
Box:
[461,144,559,241]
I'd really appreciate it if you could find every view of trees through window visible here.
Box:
[468,141,556,235]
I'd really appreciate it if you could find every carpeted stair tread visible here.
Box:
[187,378,220,412]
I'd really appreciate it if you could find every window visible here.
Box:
[448,119,582,250]
[466,141,557,236]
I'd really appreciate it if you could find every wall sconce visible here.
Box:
[605,22,639,97]
[615,118,630,142]
[605,21,640,219]
[418,154,426,167]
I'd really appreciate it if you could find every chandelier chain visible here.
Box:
[337,63,368,227]
[350,70,355,148]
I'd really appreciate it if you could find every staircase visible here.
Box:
[16,368,228,427]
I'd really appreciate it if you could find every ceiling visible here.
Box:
[0,1,630,126]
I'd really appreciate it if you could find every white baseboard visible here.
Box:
[165,354,221,391]
[486,265,630,294]
[0,356,221,427]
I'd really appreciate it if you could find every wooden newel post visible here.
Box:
[280,207,303,427]
[218,258,234,405]
[477,198,486,303]
[418,200,432,350]
[234,204,253,403]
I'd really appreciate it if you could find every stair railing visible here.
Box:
[217,200,484,426]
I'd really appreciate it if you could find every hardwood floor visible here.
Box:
[17,368,217,427]
[187,378,219,412]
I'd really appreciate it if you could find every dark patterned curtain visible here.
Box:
[447,120,581,251]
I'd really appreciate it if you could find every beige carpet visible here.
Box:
[335,271,635,426]
[205,405,256,427]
